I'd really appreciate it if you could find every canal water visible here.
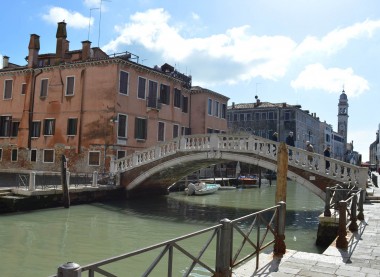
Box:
[0,181,324,276]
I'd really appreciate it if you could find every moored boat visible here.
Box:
[185,182,220,195]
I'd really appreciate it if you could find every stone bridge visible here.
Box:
[112,134,368,199]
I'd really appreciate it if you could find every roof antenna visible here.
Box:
[98,0,112,47]
[88,8,99,41]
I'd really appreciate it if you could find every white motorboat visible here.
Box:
[185,182,220,196]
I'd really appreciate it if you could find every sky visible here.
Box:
[1,0,379,161]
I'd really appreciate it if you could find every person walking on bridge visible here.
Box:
[286,131,295,159]
[306,141,314,167]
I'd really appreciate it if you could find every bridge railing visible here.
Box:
[112,134,367,187]
[323,185,365,249]
[51,202,286,277]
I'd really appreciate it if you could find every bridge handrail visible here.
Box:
[50,202,286,276]
[112,134,367,188]
[323,185,365,249]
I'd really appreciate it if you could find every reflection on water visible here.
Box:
[0,181,325,276]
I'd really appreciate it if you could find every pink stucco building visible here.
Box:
[0,22,229,173]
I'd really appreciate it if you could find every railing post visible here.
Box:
[155,146,161,158]
[92,171,98,187]
[132,153,138,166]
[324,187,332,217]
[274,201,286,256]
[29,172,36,191]
[215,218,232,277]
[57,262,81,277]
[336,200,348,249]
[349,193,358,232]
[210,133,219,149]
[357,189,365,221]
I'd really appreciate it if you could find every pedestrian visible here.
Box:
[271,132,278,141]
[324,146,331,171]
[286,131,295,159]
[270,132,278,156]
[306,141,314,166]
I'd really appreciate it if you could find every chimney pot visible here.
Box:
[3,56,9,68]
[81,40,92,61]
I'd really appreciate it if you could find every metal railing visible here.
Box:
[323,185,365,249]
[16,171,116,191]
[51,202,286,277]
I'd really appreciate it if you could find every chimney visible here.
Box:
[232,102,235,109]
[28,34,40,68]
[3,56,9,68]
[56,21,67,62]
[81,40,91,61]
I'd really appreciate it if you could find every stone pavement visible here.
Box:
[233,183,380,277]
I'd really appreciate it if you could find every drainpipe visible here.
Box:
[28,69,42,149]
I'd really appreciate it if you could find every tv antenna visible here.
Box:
[98,0,112,47]
[88,8,99,41]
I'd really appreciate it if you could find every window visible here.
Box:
[261,112,267,120]
[207,128,213,134]
[44,119,55,136]
[221,104,227,119]
[160,84,170,105]
[4,79,13,99]
[11,149,18,162]
[239,114,244,121]
[174,88,181,108]
[88,151,100,166]
[137,77,146,99]
[268,111,274,120]
[67,118,78,136]
[158,122,165,142]
[117,150,126,159]
[284,111,291,120]
[208,99,212,115]
[246,113,251,121]
[31,121,41,137]
[30,149,37,162]
[0,116,11,137]
[173,124,179,138]
[0,148,2,161]
[119,71,129,95]
[147,80,158,108]
[21,83,27,95]
[214,101,219,117]
[233,114,238,121]
[118,114,127,139]
[135,117,147,140]
[11,121,19,137]
[40,79,48,97]
[65,76,75,96]
[43,149,55,163]
[182,96,188,113]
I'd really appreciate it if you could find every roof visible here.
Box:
[228,102,301,109]
[191,86,230,101]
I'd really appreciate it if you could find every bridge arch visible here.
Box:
[114,134,367,199]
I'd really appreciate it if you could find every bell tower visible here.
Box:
[337,88,349,145]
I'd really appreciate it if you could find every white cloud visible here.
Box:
[191,12,200,21]
[290,63,369,97]
[101,8,380,88]
[296,19,380,56]
[103,8,296,83]
[42,7,90,29]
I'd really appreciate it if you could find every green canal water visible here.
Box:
[0,181,324,276]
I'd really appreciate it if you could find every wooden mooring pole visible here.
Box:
[275,142,288,204]
[61,154,70,208]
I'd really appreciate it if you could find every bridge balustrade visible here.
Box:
[112,134,367,189]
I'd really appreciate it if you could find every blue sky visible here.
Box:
[1,0,379,161]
